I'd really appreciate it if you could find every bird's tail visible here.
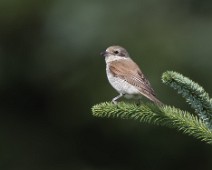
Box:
[151,96,164,106]
[142,93,164,106]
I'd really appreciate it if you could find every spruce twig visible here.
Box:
[162,71,212,128]
[92,71,212,144]
[92,102,212,144]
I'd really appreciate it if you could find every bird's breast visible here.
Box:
[106,65,141,97]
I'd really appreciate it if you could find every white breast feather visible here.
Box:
[106,65,141,99]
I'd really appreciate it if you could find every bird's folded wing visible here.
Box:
[109,59,155,96]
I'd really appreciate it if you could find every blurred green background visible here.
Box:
[1,0,212,169]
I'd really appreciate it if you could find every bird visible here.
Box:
[100,45,163,106]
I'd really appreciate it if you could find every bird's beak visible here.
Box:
[100,51,108,57]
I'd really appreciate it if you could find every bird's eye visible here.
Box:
[114,50,119,54]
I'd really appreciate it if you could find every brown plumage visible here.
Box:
[109,59,163,105]
[101,45,163,106]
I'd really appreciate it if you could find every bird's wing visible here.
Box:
[108,59,156,96]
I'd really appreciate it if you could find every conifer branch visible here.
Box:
[92,71,212,144]
[92,102,212,144]
[162,71,212,128]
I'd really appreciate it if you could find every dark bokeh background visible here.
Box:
[1,0,212,169]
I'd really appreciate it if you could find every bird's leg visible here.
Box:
[112,93,123,104]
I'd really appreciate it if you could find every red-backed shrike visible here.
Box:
[101,45,163,105]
